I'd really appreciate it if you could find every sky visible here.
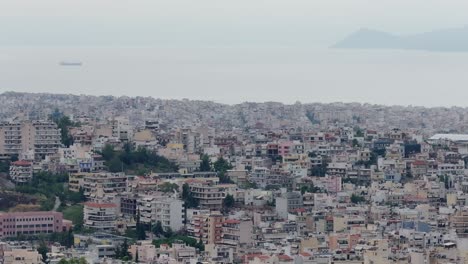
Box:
[2,0,468,106]
[3,0,468,47]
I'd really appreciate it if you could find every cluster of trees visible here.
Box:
[182,183,198,209]
[199,155,234,183]
[101,144,178,174]
[308,152,330,177]
[222,194,235,212]
[15,172,85,210]
[61,205,84,232]
[159,182,179,193]
[114,239,132,261]
[354,127,365,137]
[153,235,204,252]
[0,154,17,173]
[300,183,322,194]
[50,109,80,147]
[351,194,366,204]
[135,211,146,240]
[440,175,452,189]
[152,221,174,238]
[36,231,75,263]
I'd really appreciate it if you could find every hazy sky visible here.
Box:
[3,0,468,47]
[2,0,468,106]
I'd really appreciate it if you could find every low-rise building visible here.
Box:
[9,160,33,184]
[0,211,67,239]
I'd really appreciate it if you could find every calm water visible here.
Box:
[1,46,468,106]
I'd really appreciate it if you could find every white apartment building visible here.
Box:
[188,180,237,210]
[138,195,185,232]
[83,202,118,231]
[81,172,128,198]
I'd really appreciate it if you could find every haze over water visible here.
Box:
[1,46,468,107]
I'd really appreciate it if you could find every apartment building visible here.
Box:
[188,180,236,210]
[83,202,118,232]
[451,209,468,238]
[3,248,43,264]
[9,160,33,184]
[0,211,66,239]
[250,167,289,189]
[189,211,224,245]
[221,219,253,249]
[138,195,185,232]
[0,121,61,161]
[276,192,304,219]
[81,172,128,198]
[120,195,138,218]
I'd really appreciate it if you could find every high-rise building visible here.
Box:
[0,121,61,160]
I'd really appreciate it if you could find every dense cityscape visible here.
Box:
[0,92,467,263]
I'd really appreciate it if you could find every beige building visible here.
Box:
[188,211,224,245]
[3,248,42,264]
[81,172,128,198]
[221,218,253,248]
[451,209,468,238]
[188,179,237,210]
[0,121,61,160]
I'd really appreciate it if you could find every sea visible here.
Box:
[1,46,468,107]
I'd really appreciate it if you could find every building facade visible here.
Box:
[0,211,66,239]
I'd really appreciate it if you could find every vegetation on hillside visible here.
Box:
[100,144,178,174]
[15,172,85,211]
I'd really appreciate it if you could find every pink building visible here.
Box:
[278,141,292,157]
[325,176,342,194]
[0,211,67,238]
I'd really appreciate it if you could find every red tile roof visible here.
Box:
[278,254,293,261]
[224,219,241,224]
[11,160,32,166]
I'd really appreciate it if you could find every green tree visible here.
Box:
[136,210,146,240]
[354,128,364,137]
[119,239,131,260]
[107,156,123,172]
[37,241,48,263]
[101,144,115,161]
[351,194,365,204]
[159,182,179,193]
[164,227,173,238]
[199,154,211,172]
[152,221,164,237]
[100,144,178,174]
[218,171,234,184]
[65,229,74,248]
[213,157,232,173]
[352,139,359,147]
[182,183,199,208]
[223,194,235,209]
[50,110,77,147]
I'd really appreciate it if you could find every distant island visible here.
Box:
[333,26,468,52]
